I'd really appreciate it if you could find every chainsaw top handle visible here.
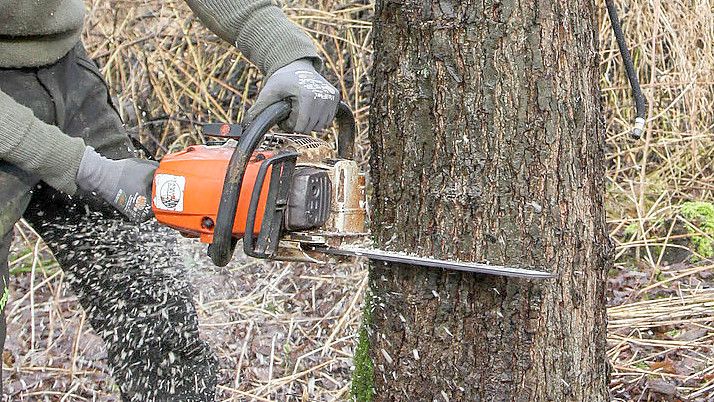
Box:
[208,100,356,267]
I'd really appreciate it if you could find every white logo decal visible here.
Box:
[154,174,186,212]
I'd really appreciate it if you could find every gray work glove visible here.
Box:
[76,147,157,223]
[246,58,340,133]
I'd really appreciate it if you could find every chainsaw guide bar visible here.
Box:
[312,246,553,279]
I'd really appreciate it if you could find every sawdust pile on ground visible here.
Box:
[4,0,714,401]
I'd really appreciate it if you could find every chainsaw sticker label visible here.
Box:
[154,174,185,212]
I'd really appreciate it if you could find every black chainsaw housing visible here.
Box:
[285,167,332,231]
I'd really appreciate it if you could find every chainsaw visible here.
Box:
[148,1,645,280]
[150,101,552,279]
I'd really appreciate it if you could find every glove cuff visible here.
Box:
[273,58,317,75]
[76,146,111,194]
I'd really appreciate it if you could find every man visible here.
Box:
[0,0,339,400]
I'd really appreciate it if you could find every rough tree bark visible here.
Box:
[360,0,609,400]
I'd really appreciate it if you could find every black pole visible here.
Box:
[605,0,647,139]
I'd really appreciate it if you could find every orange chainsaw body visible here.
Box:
[151,145,274,243]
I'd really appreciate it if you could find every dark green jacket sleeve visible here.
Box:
[0,88,86,194]
[184,0,320,76]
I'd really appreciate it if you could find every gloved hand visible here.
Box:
[246,58,340,133]
[76,147,157,223]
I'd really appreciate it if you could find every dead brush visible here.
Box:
[3,0,714,400]
[603,0,713,400]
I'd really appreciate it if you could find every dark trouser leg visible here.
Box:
[24,203,218,401]
[0,67,55,398]
[1,44,217,401]
[0,168,34,368]
[0,231,13,397]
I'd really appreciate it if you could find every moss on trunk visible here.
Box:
[351,290,374,402]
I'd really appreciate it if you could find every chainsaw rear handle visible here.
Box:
[208,100,356,267]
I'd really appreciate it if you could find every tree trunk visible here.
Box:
[363,0,609,400]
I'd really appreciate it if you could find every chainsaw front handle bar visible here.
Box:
[208,100,356,267]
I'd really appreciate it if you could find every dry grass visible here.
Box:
[3,0,713,401]
[602,1,714,400]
